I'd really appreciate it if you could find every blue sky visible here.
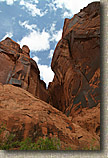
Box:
[0,0,100,86]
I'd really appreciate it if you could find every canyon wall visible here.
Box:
[0,37,48,102]
[48,2,100,117]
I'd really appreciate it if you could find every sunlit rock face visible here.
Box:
[0,37,48,102]
[0,84,100,150]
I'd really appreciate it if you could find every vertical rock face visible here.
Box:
[0,37,48,102]
[48,2,100,116]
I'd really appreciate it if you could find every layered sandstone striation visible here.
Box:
[0,84,100,150]
[0,37,48,102]
[0,2,100,150]
[48,2,100,116]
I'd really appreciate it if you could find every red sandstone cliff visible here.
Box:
[0,37,48,102]
[48,2,100,117]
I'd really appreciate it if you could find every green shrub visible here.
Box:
[0,123,100,150]
[0,123,20,150]
[0,123,61,150]
[35,137,61,150]
[19,137,61,150]
[65,146,73,150]
[82,138,100,150]
[19,137,37,150]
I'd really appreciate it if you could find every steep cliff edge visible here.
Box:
[0,37,48,102]
[48,2,100,116]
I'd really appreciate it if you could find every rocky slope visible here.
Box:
[0,2,100,150]
[0,84,100,150]
[48,2,100,116]
[0,37,48,102]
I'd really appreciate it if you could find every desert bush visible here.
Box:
[0,123,20,150]
[19,137,61,150]
[0,123,100,150]
[0,123,61,150]
[82,138,100,150]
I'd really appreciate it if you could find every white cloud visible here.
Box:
[53,0,100,15]
[19,20,37,31]
[0,0,17,5]
[19,0,47,17]
[33,57,54,87]
[48,49,54,59]
[32,56,40,64]
[32,56,54,86]
[47,2,57,11]
[18,29,50,52]
[6,0,14,5]
[50,23,56,33]
[1,32,13,40]
[49,23,62,43]
[50,29,62,42]
[63,11,72,18]
[30,0,38,4]
[38,64,54,87]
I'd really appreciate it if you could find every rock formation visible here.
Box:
[0,84,100,150]
[0,2,100,150]
[0,37,48,102]
[48,2,100,116]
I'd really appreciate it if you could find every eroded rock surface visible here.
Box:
[0,37,48,102]
[72,103,100,137]
[48,2,100,116]
[0,84,100,150]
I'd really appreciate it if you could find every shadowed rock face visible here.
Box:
[0,37,48,102]
[48,2,100,116]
